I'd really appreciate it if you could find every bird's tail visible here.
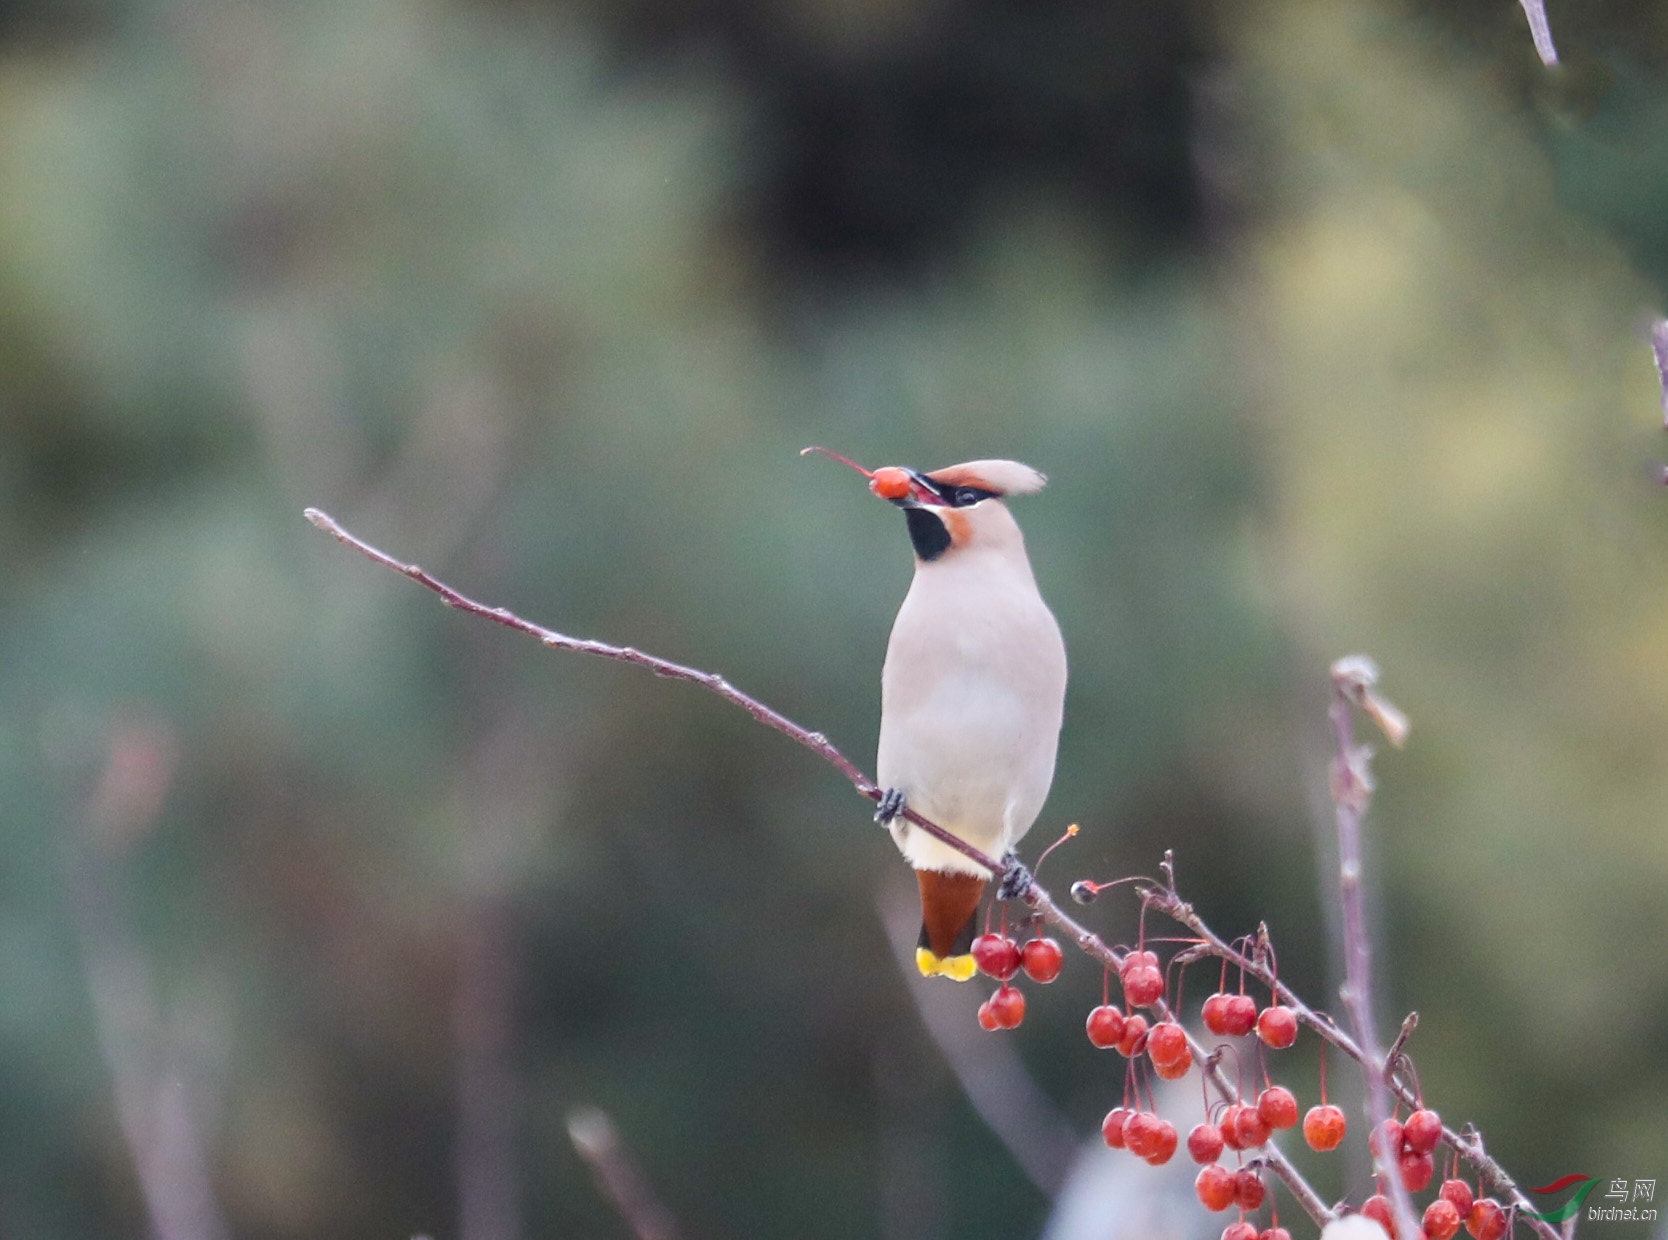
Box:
[914,870,986,981]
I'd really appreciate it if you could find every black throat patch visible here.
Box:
[904,507,951,561]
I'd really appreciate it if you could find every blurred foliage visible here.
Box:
[0,0,1666,1237]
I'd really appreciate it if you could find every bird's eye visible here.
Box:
[954,488,983,506]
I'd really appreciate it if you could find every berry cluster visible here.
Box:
[1359,1111,1510,1240]
[969,911,1503,1240]
[971,925,1063,1031]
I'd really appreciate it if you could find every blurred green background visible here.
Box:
[3,0,1667,1235]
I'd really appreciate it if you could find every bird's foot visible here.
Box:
[874,787,907,826]
[997,854,1033,901]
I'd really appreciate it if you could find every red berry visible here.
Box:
[1403,1108,1442,1155]
[1255,1005,1298,1048]
[1370,1118,1405,1161]
[1187,1122,1224,1164]
[989,985,1025,1029]
[1121,965,1165,1008]
[1121,949,1159,974]
[1233,1167,1267,1210]
[1233,1104,1272,1149]
[1195,1164,1236,1212]
[1257,1086,1298,1130]
[972,934,1021,980]
[1363,1194,1399,1239]
[1467,1199,1506,1240]
[1218,1104,1247,1151]
[1439,1180,1475,1220]
[1144,1119,1179,1166]
[1259,1230,1293,1240]
[1223,1224,1260,1240]
[1153,1045,1193,1080]
[1424,1198,1462,1240]
[1400,1148,1435,1193]
[1303,1104,1347,1152]
[977,1001,999,1031]
[1223,994,1258,1036]
[1086,1004,1125,1049]
[1202,993,1235,1036]
[1147,1022,1190,1069]
[1123,1111,1163,1160]
[1021,937,1064,983]
[1115,1013,1149,1057]
[1101,1106,1131,1149]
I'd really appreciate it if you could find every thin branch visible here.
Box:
[305,508,993,876]
[1328,657,1420,1240]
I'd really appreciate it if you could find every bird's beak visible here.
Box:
[869,467,946,508]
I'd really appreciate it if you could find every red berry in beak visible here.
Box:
[1302,1104,1347,1151]
[1021,937,1063,983]
[1085,1004,1125,1048]
[1255,1004,1298,1048]
[1403,1108,1442,1154]
[869,467,914,501]
[972,934,1021,980]
[1195,1164,1236,1211]
[1257,1086,1299,1130]
[1187,1122,1225,1164]
[1424,1198,1463,1240]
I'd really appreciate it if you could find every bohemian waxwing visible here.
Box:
[808,449,1068,980]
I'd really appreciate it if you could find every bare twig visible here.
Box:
[566,1108,681,1240]
[305,508,992,876]
[1328,657,1420,1239]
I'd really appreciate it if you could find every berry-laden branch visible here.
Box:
[305,509,1545,1239]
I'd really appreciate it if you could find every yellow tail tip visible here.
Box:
[915,947,978,981]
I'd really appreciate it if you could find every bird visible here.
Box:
[805,449,1068,980]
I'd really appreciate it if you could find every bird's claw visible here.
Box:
[997,856,1033,901]
[874,787,906,826]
